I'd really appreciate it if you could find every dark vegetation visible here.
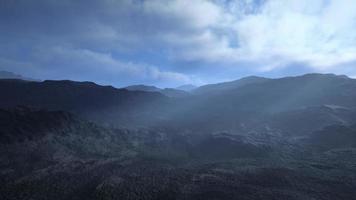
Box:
[1,73,356,199]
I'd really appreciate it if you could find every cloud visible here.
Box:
[157,0,356,72]
[1,0,356,86]
[1,46,192,87]
[233,0,356,70]
[38,46,193,86]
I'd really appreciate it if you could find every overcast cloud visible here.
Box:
[1,0,356,87]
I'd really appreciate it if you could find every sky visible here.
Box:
[1,0,356,87]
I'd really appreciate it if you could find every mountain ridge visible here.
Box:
[0,70,40,82]
[1,73,356,131]
[1,73,356,200]
[124,84,190,98]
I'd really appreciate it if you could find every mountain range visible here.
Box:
[124,84,191,98]
[1,72,356,200]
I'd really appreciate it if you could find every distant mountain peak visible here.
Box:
[298,73,349,79]
[42,79,104,88]
[176,84,197,91]
[193,75,270,95]
[0,70,40,82]
[239,75,267,80]
[124,84,161,92]
[124,84,190,98]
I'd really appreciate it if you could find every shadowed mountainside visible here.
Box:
[0,79,168,127]
[1,74,356,133]
[1,73,356,200]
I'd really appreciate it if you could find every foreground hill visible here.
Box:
[1,107,356,200]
